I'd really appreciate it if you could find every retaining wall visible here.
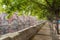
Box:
[0,21,46,40]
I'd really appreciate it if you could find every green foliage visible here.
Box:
[0,0,60,20]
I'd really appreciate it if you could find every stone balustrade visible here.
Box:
[0,21,46,40]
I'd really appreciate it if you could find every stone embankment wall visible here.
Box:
[0,21,46,40]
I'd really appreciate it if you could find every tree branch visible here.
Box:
[30,0,50,11]
[45,0,52,8]
[52,0,56,11]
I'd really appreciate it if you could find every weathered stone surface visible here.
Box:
[0,21,45,40]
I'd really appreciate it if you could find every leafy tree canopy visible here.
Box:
[0,0,60,20]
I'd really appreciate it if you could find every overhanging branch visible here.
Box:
[52,0,56,11]
[30,0,50,11]
[45,0,52,8]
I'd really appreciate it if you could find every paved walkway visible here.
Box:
[30,22,59,40]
